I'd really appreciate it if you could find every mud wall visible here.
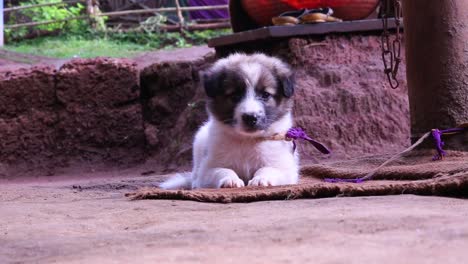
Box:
[0,33,410,177]
[140,57,214,171]
[0,59,148,176]
[291,35,409,160]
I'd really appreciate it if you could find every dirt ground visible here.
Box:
[0,42,466,263]
[1,170,468,263]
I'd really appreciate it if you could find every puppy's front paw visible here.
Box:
[218,176,245,188]
[248,176,274,187]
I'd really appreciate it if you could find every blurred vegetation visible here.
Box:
[4,29,232,58]
[4,2,231,58]
[5,0,88,40]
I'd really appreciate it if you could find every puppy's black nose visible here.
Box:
[242,113,258,127]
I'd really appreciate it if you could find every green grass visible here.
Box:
[5,29,232,59]
[5,35,151,58]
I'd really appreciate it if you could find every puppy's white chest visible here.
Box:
[207,138,292,181]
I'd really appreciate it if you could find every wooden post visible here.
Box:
[86,0,105,31]
[174,0,185,33]
[0,0,4,46]
[86,0,98,29]
[403,0,468,150]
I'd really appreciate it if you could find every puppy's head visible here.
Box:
[202,53,295,136]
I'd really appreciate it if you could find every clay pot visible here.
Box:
[240,0,380,26]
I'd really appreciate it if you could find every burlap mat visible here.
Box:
[127,151,468,203]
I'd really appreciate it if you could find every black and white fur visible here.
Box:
[160,53,299,189]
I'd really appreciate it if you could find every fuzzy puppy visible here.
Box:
[160,53,299,189]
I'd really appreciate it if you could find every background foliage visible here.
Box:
[4,1,231,58]
[5,0,87,40]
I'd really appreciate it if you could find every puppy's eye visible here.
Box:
[260,91,271,100]
[229,92,242,102]
[232,94,242,101]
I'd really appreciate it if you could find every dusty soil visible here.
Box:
[1,173,468,263]
[2,41,464,262]
[0,33,466,264]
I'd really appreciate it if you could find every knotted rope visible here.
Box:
[324,126,467,183]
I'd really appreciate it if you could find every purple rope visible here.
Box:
[432,127,466,160]
[324,178,364,183]
[286,127,331,154]
[285,128,364,183]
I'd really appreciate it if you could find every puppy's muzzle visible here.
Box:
[242,113,263,130]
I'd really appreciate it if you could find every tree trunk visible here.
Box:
[403,0,468,150]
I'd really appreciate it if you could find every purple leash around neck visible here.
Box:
[285,127,331,155]
[324,126,467,184]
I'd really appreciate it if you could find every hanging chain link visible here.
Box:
[380,0,403,89]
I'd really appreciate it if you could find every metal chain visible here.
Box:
[380,0,403,89]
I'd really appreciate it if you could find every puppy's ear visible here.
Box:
[279,74,295,98]
[202,70,224,98]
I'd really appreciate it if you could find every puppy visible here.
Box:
[160,53,299,189]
